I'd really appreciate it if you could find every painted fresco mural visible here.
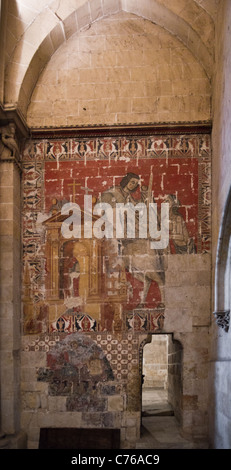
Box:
[21,132,211,413]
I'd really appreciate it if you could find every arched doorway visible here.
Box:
[141,334,183,421]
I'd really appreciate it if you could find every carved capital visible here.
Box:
[213,310,230,333]
[0,122,21,168]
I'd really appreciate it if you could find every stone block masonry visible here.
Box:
[27,12,211,128]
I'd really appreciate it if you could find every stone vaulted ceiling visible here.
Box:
[1,0,220,121]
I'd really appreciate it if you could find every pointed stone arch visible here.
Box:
[3,0,213,118]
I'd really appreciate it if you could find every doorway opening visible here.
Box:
[141,334,183,420]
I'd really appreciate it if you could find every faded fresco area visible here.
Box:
[21,133,211,417]
[22,134,211,337]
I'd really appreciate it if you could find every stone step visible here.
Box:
[142,408,174,417]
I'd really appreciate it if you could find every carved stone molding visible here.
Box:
[0,104,29,170]
[213,310,230,333]
[0,103,29,139]
[30,121,212,139]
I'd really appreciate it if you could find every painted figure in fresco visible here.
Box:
[165,194,196,254]
[100,172,166,307]
[64,255,80,298]
[62,241,80,299]
[69,259,80,297]
[100,172,150,239]
[100,172,145,206]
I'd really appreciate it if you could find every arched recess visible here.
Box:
[213,185,231,333]
[3,0,213,118]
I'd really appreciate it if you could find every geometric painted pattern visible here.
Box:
[22,331,139,381]
[95,333,139,380]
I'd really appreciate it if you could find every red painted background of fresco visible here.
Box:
[45,158,199,245]
[44,158,198,310]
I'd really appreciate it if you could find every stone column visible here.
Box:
[0,122,26,448]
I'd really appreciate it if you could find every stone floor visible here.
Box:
[136,388,208,449]
[141,388,173,417]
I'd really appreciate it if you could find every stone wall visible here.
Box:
[143,335,168,389]
[27,12,211,128]
[168,336,183,424]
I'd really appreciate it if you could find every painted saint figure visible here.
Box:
[100,172,145,205]
[165,194,196,254]
[69,259,80,297]
[62,241,80,300]
[100,172,166,307]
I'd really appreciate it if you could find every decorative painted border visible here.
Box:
[23,133,211,163]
